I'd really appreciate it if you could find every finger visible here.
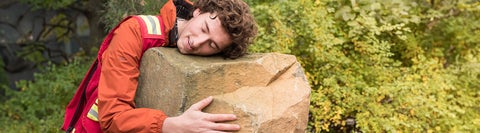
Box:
[205,113,237,122]
[189,96,213,111]
[204,131,233,133]
[208,123,241,131]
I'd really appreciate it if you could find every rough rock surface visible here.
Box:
[136,47,311,132]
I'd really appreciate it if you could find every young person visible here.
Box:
[61,0,257,132]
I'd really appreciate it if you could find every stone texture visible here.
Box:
[0,2,87,89]
[0,24,20,44]
[136,47,311,132]
[0,3,28,25]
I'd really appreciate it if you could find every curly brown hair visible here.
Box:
[193,0,257,59]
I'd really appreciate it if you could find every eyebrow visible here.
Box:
[205,19,220,50]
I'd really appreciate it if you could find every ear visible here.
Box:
[193,9,201,17]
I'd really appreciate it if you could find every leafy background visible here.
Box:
[1,0,479,132]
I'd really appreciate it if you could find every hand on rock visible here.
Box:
[162,96,240,133]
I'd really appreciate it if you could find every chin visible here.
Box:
[177,49,187,54]
[177,49,191,55]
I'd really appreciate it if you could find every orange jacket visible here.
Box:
[98,0,192,132]
[61,0,193,133]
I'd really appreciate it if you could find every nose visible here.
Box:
[192,34,209,49]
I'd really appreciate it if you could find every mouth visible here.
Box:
[184,36,193,51]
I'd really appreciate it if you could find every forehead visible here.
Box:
[201,12,232,49]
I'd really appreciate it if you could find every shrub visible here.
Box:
[248,0,480,132]
[102,0,168,31]
[0,57,92,133]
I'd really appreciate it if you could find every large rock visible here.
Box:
[136,47,311,132]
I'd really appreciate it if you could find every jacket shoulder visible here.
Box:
[132,15,164,36]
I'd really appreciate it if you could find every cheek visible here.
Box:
[189,22,203,33]
[179,21,195,36]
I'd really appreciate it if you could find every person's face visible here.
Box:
[177,9,232,56]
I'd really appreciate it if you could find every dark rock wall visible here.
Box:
[0,1,88,89]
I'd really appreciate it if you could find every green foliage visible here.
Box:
[249,0,480,132]
[0,57,92,133]
[16,42,48,65]
[102,0,168,31]
[17,1,86,65]
[16,13,74,65]
[243,0,278,5]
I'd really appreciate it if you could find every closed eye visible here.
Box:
[210,42,219,50]
[205,19,210,33]
[205,19,220,50]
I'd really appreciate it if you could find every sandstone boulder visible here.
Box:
[136,47,311,132]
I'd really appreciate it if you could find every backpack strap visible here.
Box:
[66,60,98,133]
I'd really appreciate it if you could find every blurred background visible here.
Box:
[0,0,479,132]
